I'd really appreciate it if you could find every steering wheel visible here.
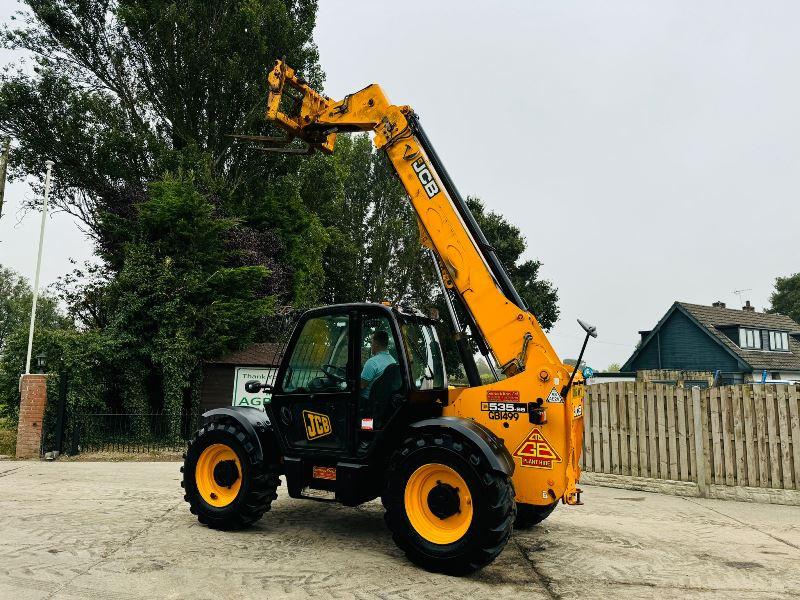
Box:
[321,364,347,382]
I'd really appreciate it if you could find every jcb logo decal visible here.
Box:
[412,158,440,198]
[303,410,332,440]
[513,428,562,469]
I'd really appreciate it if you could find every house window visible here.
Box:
[739,328,761,349]
[768,331,789,351]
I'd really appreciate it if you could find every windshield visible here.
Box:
[401,319,446,390]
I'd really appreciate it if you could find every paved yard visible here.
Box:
[0,462,798,599]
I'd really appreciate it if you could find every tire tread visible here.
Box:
[382,430,516,575]
[181,417,279,531]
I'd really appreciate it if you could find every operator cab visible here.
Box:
[268,302,447,463]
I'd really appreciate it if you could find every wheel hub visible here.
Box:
[213,459,240,488]
[195,444,243,508]
[404,463,473,544]
[426,481,461,520]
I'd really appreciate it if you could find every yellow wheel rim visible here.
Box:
[195,443,242,508]
[404,463,473,544]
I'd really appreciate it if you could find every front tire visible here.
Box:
[181,418,279,530]
[382,430,516,575]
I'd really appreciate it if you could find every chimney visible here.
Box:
[742,300,755,312]
[712,301,726,308]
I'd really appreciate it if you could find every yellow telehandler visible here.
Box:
[181,60,595,575]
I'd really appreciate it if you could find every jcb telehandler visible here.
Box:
[181,60,596,575]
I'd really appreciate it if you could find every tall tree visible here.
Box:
[0,0,324,303]
[770,273,800,324]
[304,137,560,330]
[51,174,275,418]
[298,134,429,306]
[105,174,274,419]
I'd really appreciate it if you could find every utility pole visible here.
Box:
[25,160,55,375]
[0,137,10,221]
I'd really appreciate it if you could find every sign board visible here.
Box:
[232,366,277,410]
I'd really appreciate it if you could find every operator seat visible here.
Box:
[367,363,403,428]
[357,364,403,455]
[358,363,405,456]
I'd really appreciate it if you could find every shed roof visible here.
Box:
[206,343,283,367]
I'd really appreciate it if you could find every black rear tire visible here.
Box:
[181,418,279,530]
[514,501,558,529]
[382,430,516,575]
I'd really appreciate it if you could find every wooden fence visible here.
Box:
[580,382,800,496]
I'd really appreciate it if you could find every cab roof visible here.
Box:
[303,302,439,325]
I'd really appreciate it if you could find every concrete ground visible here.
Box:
[0,462,798,600]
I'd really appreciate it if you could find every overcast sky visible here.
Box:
[2,1,799,370]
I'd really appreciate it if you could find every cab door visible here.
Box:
[269,310,356,454]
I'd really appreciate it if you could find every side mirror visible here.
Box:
[245,380,273,394]
[577,318,598,338]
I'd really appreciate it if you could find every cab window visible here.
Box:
[359,315,399,398]
[402,320,446,390]
[360,316,398,366]
[357,314,404,438]
[282,314,349,393]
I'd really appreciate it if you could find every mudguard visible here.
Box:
[201,406,274,463]
[410,416,515,476]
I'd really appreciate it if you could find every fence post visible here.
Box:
[69,414,81,456]
[692,386,709,497]
[54,371,69,454]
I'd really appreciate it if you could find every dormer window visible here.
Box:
[769,331,789,351]
[739,328,761,349]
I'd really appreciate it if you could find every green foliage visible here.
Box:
[103,175,274,418]
[298,134,429,305]
[2,173,276,420]
[0,1,321,421]
[606,363,621,373]
[256,174,329,308]
[0,418,16,455]
[770,273,800,324]
[1,0,324,308]
[0,2,562,423]
[1,0,321,213]
[303,138,560,380]
[0,265,71,417]
[564,358,586,371]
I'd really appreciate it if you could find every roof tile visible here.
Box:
[678,302,800,371]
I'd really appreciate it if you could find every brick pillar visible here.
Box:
[16,374,48,459]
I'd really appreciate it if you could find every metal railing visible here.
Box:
[68,411,199,454]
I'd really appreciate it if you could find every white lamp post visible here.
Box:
[25,160,55,375]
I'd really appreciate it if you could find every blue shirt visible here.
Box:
[360,351,397,399]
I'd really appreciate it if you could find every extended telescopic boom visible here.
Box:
[261,60,563,380]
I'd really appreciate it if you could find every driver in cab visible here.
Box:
[360,330,396,399]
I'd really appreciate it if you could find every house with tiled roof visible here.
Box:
[621,301,800,385]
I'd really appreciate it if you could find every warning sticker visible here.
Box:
[312,466,337,480]
[513,428,562,469]
[546,387,563,403]
[486,390,520,402]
